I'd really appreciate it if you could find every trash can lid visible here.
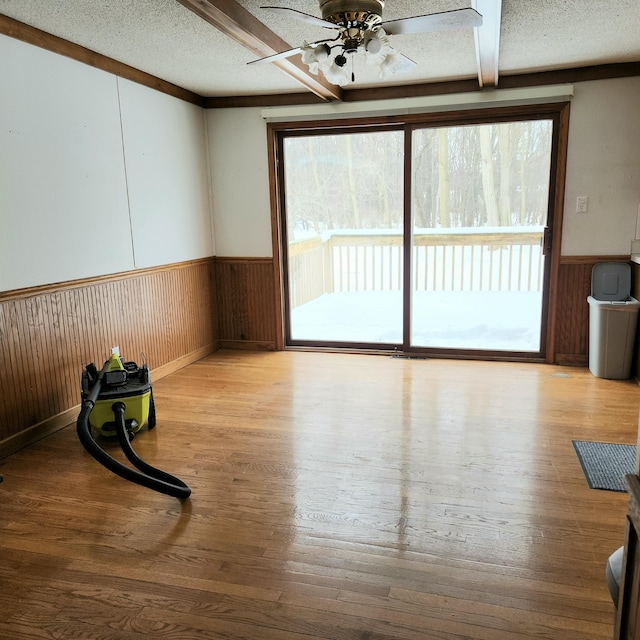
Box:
[592,262,632,301]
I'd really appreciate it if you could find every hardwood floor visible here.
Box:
[1,350,639,639]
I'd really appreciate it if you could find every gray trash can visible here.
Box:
[587,262,640,379]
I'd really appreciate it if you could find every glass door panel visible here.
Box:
[410,121,553,352]
[283,130,404,345]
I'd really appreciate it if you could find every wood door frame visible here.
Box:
[267,101,570,362]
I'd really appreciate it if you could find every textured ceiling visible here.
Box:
[0,0,639,97]
[499,0,640,74]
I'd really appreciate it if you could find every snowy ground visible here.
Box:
[290,290,543,352]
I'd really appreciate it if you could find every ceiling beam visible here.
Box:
[177,0,342,101]
[472,0,502,87]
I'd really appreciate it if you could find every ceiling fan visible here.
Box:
[249,1,483,86]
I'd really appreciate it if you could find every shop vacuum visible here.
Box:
[77,348,191,499]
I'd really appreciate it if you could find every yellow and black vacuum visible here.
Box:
[77,349,191,499]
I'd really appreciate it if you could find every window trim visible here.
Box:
[267,101,570,362]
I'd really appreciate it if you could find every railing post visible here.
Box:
[323,236,334,295]
[290,228,544,301]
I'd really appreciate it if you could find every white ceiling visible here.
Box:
[1,0,639,98]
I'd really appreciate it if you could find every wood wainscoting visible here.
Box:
[0,258,218,458]
[215,257,278,351]
[212,255,633,366]
[1,253,629,458]
[554,255,631,366]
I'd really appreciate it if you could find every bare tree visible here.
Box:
[282,119,552,235]
[437,128,451,227]
[479,125,500,226]
[498,124,512,225]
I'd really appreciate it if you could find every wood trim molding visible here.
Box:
[344,61,640,104]
[555,353,589,367]
[0,405,80,463]
[205,93,329,108]
[499,62,640,89]
[0,257,215,302]
[0,14,205,107]
[148,343,217,380]
[543,102,570,364]
[214,257,273,264]
[4,10,640,109]
[176,0,341,101]
[0,343,216,460]
[204,61,640,109]
[264,102,573,136]
[218,340,276,351]
[268,127,286,351]
[268,104,571,362]
[559,255,630,264]
[0,259,218,458]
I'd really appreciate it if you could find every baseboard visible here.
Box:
[555,353,589,366]
[150,343,218,380]
[0,406,81,461]
[218,339,277,351]
[0,343,218,461]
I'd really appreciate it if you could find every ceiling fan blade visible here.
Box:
[397,51,417,70]
[247,46,304,65]
[260,6,338,30]
[381,7,483,36]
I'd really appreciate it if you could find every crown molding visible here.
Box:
[0,14,206,106]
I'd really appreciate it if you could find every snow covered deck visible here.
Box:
[290,290,543,352]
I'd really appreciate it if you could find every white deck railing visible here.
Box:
[288,228,545,309]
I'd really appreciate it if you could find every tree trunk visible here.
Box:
[479,126,500,226]
[308,137,329,231]
[498,125,511,226]
[438,128,451,227]
[345,135,361,228]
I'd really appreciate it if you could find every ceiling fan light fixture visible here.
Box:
[378,49,414,79]
[258,2,479,86]
[313,43,331,61]
[323,59,351,85]
[301,42,332,74]
[365,36,381,54]
[364,27,390,64]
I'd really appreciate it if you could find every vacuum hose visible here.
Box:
[76,362,191,499]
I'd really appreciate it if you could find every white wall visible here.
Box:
[118,79,213,269]
[206,108,272,257]
[0,36,133,289]
[562,77,640,255]
[207,78,640,258]
[4,31,639,284]
[0,35,214,292]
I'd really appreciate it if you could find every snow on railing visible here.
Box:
[288,228,545,308]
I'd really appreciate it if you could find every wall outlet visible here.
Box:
[576,196,589,213]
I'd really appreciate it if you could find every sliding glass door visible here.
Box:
[282,129,404,345]
[278,111,557,358]
[409,120,553,352]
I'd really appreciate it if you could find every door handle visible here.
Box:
[541,227,551,256]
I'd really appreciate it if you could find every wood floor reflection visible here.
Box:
[1,350,638,639]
